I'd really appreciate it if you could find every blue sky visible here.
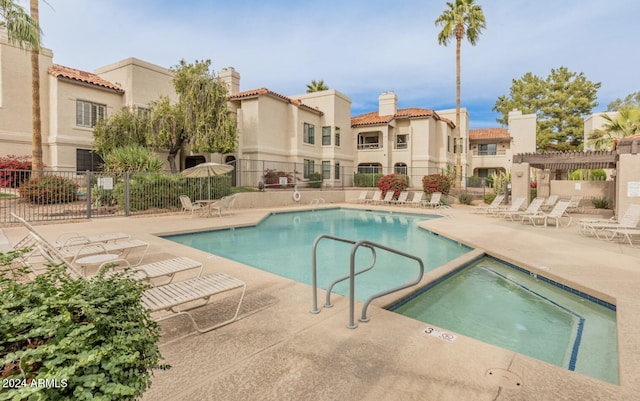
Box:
[34,0,640,129]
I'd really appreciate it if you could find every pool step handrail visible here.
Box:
[310,234,424,329]
[324,244,376,308]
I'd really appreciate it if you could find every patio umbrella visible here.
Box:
[181,162,234,199]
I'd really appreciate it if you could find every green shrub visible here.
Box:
[466,176,484,188]
[530,188,538,202]
[377,174,408,198]
[308,172,323,188]
[0,253,168,400]
[484,192,497,204]
[591,197,609,209]
[101,145,163,173]
[18,175,78,205]
[422,174,451,195]
[458,192,473,205]
[353,173,384,187]
[569,169,607,181]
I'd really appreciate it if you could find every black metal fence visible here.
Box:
[0,170,231,223]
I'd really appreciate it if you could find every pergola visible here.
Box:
[513,151,618,170]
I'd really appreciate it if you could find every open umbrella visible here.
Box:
[181,162,234,199]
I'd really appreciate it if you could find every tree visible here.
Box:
[607,91,640,112]
[30,0,43,177]
[435,0,486,189]
[588,107,640,150]
[147,59,237,173]
[0,0,39,48]
[493,66,601,151]
[306,79,329,93]
[93,107,150,155]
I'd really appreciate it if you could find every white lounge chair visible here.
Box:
[405,192,425,208]
[209,194,237,216]
[582,204,640,239]
[422,192,443,208]
[603,228,640,247]
[351,190,369,204]
[391,191,409,205]
[471,194,504,214]
[502,198,544,221]
[179,195,207,217]
[521,200,572,228]
[142,272,246,333]
[565,195,584,214]
[379,191,395,205]
[493,197,525,218]
[540,195,558,211]
[365,190,382,205]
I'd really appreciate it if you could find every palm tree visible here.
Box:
[435,0,486,190]
[306,80,329,93]
[588,107,640,150]
[30,0,43,177]
[0,0,40,48]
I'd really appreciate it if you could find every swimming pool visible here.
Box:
[390,256,618,384]
[164,208,470,300]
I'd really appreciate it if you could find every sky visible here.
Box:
[32,0,640,129]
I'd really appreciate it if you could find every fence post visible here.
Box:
[125,172,131,217]
[86,170,92,219]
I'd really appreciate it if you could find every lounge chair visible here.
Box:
[521,200,572,228]
[11,213,130,248]
[471,194,504,214]
[209,194,237,216]
[565,195,584,214]
[502,197,544,221]
[603,228,640,248]
[33,237,244,333]
[11,213,150,266]
[142,272,246,333]
[405,192,425,208]
[390,191,409,205]
[179,195,207,217]
[540,195,558,211]
[365,190,382,205]
[492,197,526,218]
[379,191,395,205]
[422,192,443,208]
[581,204,640,239]
[351,190,369,204]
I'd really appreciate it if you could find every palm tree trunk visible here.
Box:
[455,34,462,190]
[30,0,43,177]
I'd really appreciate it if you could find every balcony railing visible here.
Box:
[395,142,408,150]
[357,143,381,150]
[472,149,506,156]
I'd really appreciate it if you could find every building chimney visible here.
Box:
[379,91,397,116]
[219,67,240,95]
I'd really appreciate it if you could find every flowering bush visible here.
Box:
[422,174,451,195]
[530,181,537,188]
[18,175,78,204]
[377,174,408,198]
[0,155,33,188]
[263,169,293,188]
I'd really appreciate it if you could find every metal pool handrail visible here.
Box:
[310,234,424,329]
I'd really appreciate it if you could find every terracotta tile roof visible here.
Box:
[229,88,323,115]
[351,108,455,128]
[48,64,124,93]
[469,128,510,140]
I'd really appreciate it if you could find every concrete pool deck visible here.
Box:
[2,204,639,400]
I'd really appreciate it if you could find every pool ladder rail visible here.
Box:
[310,234,424,329]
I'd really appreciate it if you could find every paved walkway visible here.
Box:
[2,204,639,400]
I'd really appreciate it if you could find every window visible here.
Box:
[322,126,331,145]
[478,144,497,155]
[447,135,451,152]
[357,163,381,174]
[477,168,497,178]
[357,134,380,149]
[394,163,407,175]
[322,161,331,180]
[304,123,315,144]
[76,100,106,128]
[303,159,315,179]
[396,134,408,149]
[334,162,340,179]
[335,127,341,146]
[76,149,104,171]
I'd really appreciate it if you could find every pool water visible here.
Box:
[164,208,470,300]
[390,257,618,384]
